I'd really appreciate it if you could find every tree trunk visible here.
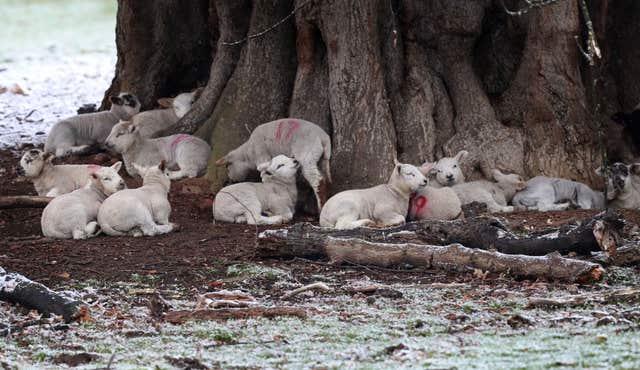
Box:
[104,0,640,193]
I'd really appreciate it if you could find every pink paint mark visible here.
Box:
[274,120,300,143]
[169,134,190,151]
[86,165,101,170]
[409,194,428,217]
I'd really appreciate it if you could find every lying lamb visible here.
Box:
[18,148,125,197]
[320,160,427,229]
[216,118,331,209]
[596,162,640,209]
[98,161,177,237]
[41,165,126,239]
[132,88,203,138]
[213,155,299,225]
[408,163,462,221]
[45,92,141,157]
[452,169,526,213]
[422,150,468,187]
[512,176,604,211]
[105,120,210,179]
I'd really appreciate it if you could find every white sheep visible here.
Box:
[215,118,331,209]
[596,162,640,209]
[44,93,141,157]
[18,148,125,197]
[98,161,177,237]
[213,155,299,225]
[512,176,605,211]
[452,169,526,213]
[422,150,468,188]
[131,88,203,138]
[41,165,126,239]
[319,160,428,229]
[104,120,210,180]
[408,163,462,221]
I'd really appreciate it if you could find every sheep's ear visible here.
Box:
[419,162,435,176]
[491,169,503,180]
[393,156,400,167]
[111,161,123,172]
[127,124,137,134]
[110,95,124,105]
[42,152,55,162]
[90,173,98,179]
[455,150,469,162]
[158,160,166,172]
[595,166,604,176]
[215,157,228,166]
[631,163,640,176]
[257,161,270,172]
[157,98,174,108]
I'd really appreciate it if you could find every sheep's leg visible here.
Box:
[84,221,101,237]
[485,199,514,213]
[335,216,375,230]
[376,213,406,227]
[45,188,62,197]
[167,169,187,180]
[72,229,88,240]
[139,222,173,236]
[301,164,323,209]
[538,202,570,212]
[68,145,91,155]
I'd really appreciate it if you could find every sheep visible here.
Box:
[451,169,526,213]
[41,166,126,239]
[319,160,428,229]
[512,176,605,211]
[595,162,640,209]
[422,150,468,188]
[98,161,177,237]
[44,92,141,157]
[18,148,125,197]
[213,155,299,225]
[611,108,640,151]
[131,88,203,138]
[215,118,331,210]
[104,120,210,180]
[408,163,462,221]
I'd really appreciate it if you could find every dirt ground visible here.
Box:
[1,148,640,369]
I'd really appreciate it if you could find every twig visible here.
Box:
[282,282,331,299]
[501,0,562,16]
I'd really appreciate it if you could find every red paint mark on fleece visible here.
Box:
[275,120,300,143]
[86,165,101,170]
[169,134,190,151]
[409,194,428,217]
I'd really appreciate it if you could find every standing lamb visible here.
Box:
[452,169,526,213]
[131,88,203,138]
[215,118,331,209]
[512,176,605,211]
[319,160,427,229]
[408,163,462,221]
[422,150,469,188]
[41,165,126,239]
[213,155,299,225]
[18,148,125,197]
[104,120,210,179]
[98,161,177,237]
[45,92,141,157]
[595,162,640,209]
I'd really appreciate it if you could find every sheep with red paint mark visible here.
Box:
[215,118,331,210]
[408,163,462,221]
[18,148,125,197]
[131,88,203,138]
[104,120,210,179]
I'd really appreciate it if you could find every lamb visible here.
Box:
[595,162,640,209]
[422,150,469,188]
[213,155,299,225]
[408,163,462,221]
[98,161,177,237]
[104,120,210,179]
[512,176,605,211]
[452,169,526,213]
[215,118,331,209]
[18,148,125,197]
[44,92,141,157]
[319,160,427,229]
[41,165,126,239]
[131,88,203,138]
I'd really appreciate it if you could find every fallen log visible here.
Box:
[592,244,640,267]
[0,267,89,323]
[257,211,624,258]
[526,288,640,309]
[322,238,603,283]
[0,195,52,209]
[165,306,308,324]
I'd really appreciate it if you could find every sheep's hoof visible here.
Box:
[170,223,181,232]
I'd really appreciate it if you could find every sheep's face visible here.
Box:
[172,91,198,118]
[92,162,126,195]
[258,155,299,183]
[109,92,141,119]
[492,169,526,191]
[19,149,53,178]
[397,164,428,192]
[596,162,640,200]
[432,150,468,186]
[134,161,171,189]
[105,121,137,153]
[223,151,254,182]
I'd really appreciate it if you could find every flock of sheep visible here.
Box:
[15,90,640,239]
